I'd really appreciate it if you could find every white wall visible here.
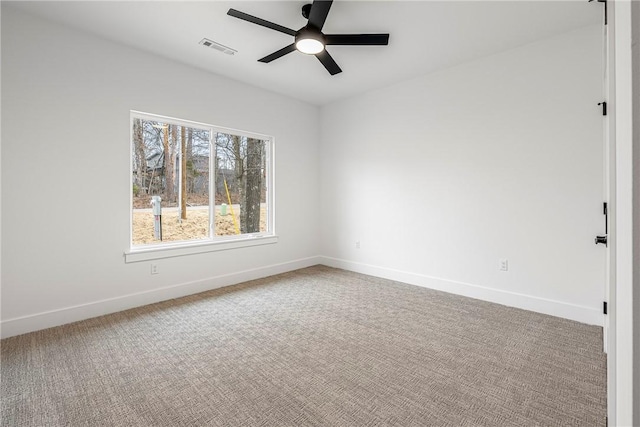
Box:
[320,24,605,325]
[0,6,321,337]
[0,6,608,338]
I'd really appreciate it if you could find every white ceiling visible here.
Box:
[8,1,602,106]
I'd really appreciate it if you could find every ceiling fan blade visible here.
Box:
[325,34,390,46]
[307,0,333,31]
[227,9,296,36]
[316,50,342,75]
[258,44,297,63]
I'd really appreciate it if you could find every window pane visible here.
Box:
[214,133,268,236]
[132,118,211,246]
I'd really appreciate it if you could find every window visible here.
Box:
[128,111,274,261]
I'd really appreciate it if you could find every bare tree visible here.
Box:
[213,133,264,234]
[171,125,179,203]
[180,126,187,219]
[232,134,244,212]
[241,138,262,233]
[132,118,145,194]
[186,127,194,193]
[163,125,175,203]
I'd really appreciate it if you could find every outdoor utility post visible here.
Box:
[151,195,162,240]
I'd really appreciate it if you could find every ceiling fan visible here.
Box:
[227,0,389,76]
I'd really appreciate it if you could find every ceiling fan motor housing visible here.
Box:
[295,27,326,45]
[301,4,312,19]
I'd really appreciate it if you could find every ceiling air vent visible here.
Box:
[199,38,237,55]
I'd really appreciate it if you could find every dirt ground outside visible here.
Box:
[132,205,267,245]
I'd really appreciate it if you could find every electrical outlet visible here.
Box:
[499,259,508,271]
[355,241,361,249]
[151,263,159,275]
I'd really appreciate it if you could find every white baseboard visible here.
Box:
[319,256,603,326]
[2,255,602,339]
[0,256,321,339]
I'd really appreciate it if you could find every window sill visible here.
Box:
[124,235,278,263]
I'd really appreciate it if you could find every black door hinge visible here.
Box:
[603,301,608,315]
[598,101,607,116]
[595,202,609,246]
[589,0,608,25]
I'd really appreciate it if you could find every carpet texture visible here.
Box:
[1,266,606,426]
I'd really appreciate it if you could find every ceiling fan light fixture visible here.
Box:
[296,38,325,54]
[295,29,325,54]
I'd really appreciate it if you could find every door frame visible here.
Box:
[608,0,635,425]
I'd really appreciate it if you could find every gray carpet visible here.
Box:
[1,266,606,426]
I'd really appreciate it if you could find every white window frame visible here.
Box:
[125,111,276,263]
